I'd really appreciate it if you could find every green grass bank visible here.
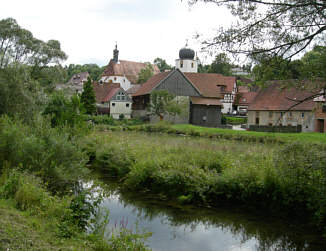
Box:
[84,130,326,233]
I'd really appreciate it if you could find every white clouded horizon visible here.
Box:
[1,0,234,67]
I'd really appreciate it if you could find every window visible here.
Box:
[116,91,125,101]
[323,104,326,113]
[126,103,130,108]
[180,60,183,68]
[301,112,305,118]
[114,77,117,81]
[268,123,272,126]
[112,103,115,106]
[289,112,293,118]
[269,111,273,118]
[191,62,194,68]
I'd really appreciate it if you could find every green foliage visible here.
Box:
[154,58,172,72]
[107,228,152,251]
[81,77,96,115]
[86,131,326,230]
[252,56,303,83]
[137,63,154,84]
[0,65,44,120]
[225,116,247,125]
[0,116,88,193]
[148,90,181,120]
[43,92,85,128]
[65,63,105,82]
[208,53,232,76]
[0,18,67,69]
[189,1,326,59]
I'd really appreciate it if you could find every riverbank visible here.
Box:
[84,130,326,234]
[96,123,326,145]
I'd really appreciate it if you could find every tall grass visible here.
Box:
[84,131,326,232]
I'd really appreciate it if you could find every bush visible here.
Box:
[0,116,88,194]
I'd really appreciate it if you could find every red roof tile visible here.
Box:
[133,71,170,96]
[191,97,222,106]
[236,92,258,106]
[238,86,250,93]
[102,60,160,84]
[248,83,315,111]
[185,73,235,97]
[92,82,120,103]
[133,70,235,98]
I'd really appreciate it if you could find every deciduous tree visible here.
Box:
[137,63,154,84]
[188,1,326,59]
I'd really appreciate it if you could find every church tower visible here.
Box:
[175,46,198,73]
[113,43,119,63]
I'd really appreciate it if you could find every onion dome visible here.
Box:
[179,47,195,60]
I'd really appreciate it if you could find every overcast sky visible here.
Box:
[1,0,234,67]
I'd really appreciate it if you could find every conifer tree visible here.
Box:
[81,77,96,114]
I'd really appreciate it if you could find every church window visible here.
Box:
[180,60,183,68]
[191,62,194,68]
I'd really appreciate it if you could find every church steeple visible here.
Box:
[113,43,119,63]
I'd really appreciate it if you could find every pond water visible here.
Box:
[98,184,326,251]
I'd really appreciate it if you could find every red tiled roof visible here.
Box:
[191,97,222,106]
[126,84,142,95]
[133,71,170,96]
[102,60,160,84]
[248,83,315,111]
[92,82,120,103]
[185,73,235,97]
[67,72,89,85]
[236,92,258,106]
[133,70,235,98]
[238,86,250,93]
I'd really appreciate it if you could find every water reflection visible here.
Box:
[96,184,326,251]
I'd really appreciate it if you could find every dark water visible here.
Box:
[97,184,326,251]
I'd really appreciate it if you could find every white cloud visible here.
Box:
[1,0,233,66]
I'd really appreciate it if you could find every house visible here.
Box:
[99,45,160,91]
[313,92,326,132]
[132,68,225,127]
[92,82,132,119]
[234,91,258,115]
[55,72,90,94]
[132,46,238,127]
[247,83,315,132]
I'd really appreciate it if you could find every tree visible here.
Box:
[188,1,326,59]
[65,63,105,82]
[0,18,67,69]
[148,90,181,120]
[252,55,304,83]
[154,58,172,72]
[43,92,85,127]
[80,77,96,115]
[137,63,154,84]
[208,53,232,75]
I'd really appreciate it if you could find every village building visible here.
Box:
[313,92,326,133]
[234,91,258,115]
[55,72,89,94]
[92,82,132,119]
[99,45,160,91]
[132,47,237,127]
[247,83,315,132]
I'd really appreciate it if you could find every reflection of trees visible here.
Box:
[105,186,322,251]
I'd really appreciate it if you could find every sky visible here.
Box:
[1,0,234,67]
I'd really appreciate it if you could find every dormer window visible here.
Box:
[116,91,125,101]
